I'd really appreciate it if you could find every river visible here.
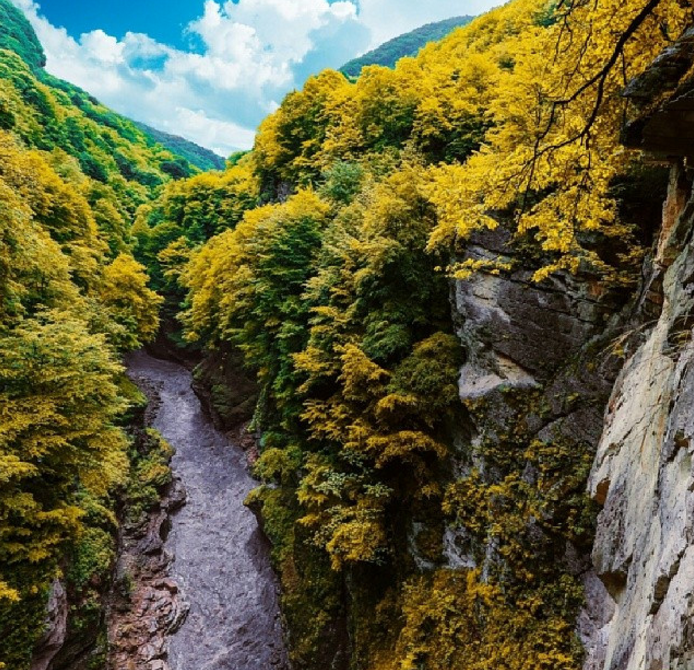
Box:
[126,351,288,670]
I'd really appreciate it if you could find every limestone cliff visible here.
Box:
[441,33,694,670]
[587,159,694,669]
[584,33,694,670]
[446,227,634,667]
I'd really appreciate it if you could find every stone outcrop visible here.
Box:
[455,229,617,400]
[585,161,694,670]
[30,581,68,670]
[452,226,629,467]
[106,474,187,670]
[448,226,635,657]
[622,27,694,157]
[191,344,258,431]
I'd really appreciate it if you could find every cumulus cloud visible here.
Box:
[9,0,495,155]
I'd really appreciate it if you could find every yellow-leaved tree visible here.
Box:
[427,0,691,282]
[0,125,162,667]
[98,253,163,350]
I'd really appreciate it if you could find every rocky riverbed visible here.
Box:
[122,351,288,670]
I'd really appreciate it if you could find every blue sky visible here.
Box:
[12,0,499,155]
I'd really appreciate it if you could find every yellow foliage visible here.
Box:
[174,1,692,667]
[391,569,581,670]
[0,311,129,594]
[182,188,330,348]
[99,253,163,349]
[426,0,689,282]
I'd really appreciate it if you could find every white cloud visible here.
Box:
[171,108,257,156]
[80,30,125,65]
[8,0,498,155]
[356,0,499,47]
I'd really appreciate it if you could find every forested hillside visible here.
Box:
[340,16,474,77]
[133,122,226,172]
[160,0,687,667]
[1,0,693,668]
[0,0,186,665]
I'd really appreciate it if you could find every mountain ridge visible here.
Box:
[133,121,226,171]
[0,0,223,173]
[340,15,475,77]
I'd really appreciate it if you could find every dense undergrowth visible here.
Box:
[0,0,690,667]
[0,0,176,664]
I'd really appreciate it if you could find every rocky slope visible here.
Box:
[436,31,694,670]
[28,383,182,670]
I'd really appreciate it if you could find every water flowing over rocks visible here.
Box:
[123,351,288,670]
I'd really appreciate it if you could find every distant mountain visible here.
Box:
[0,0,204,220]
[340,16,475,78]
[1,0,223,175]
[134,121,226,172]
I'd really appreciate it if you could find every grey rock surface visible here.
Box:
[450,226,627,660]
[30,580,68,670]
[586,164,694,670]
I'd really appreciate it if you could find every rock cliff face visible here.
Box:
[30,582,68,670]
[581,32,694,670]
[448,225,633,660]
[587,159,694,669]
[447,33,694,670]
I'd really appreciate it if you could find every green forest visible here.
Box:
[0,0,691,667]
[340,16,474,78]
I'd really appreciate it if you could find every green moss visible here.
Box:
[126,429,174,524]
[115,374,148,424]
[246,485,345,668]
[0,568,53,670]
[66,528,116,593]
[253,446,302,487]
[85,630,109,670]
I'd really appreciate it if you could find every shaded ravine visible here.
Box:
[126,351,288,670]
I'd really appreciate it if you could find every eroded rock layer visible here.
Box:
[586,163,694,670]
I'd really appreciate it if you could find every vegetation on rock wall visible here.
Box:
[174,0,690,667]
[0,2,177,665]
[0,129,163,668]
[0,0,690,666]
